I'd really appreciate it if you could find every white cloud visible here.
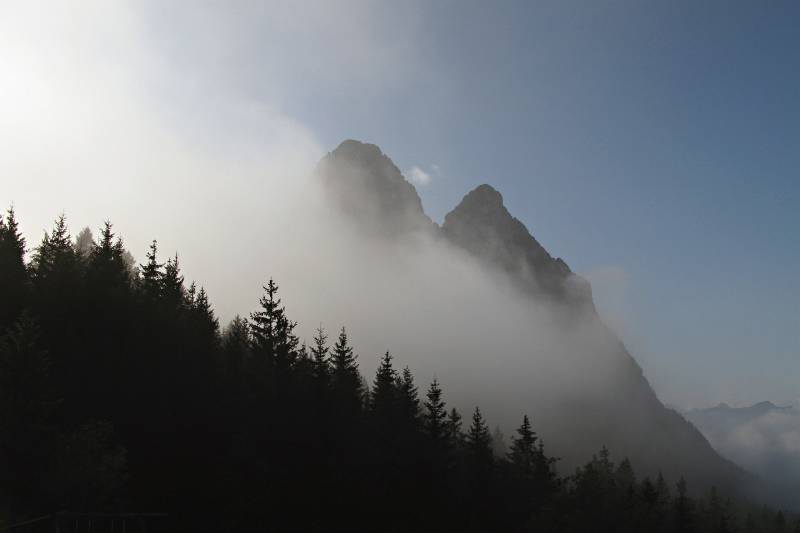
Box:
[408,165,432,185]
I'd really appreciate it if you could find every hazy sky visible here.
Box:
[1,1,798,409]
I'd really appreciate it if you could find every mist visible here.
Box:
[0,0,742,483]
[4,1,800,529]
[245,164,630,437]
[1,1,630,442]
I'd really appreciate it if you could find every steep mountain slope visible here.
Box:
[441,183,592,307]
[318,139,748,496]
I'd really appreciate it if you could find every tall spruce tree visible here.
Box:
[467,406,493,465]
[423,379,448,443]
[162,254,186,309]
[370,351,397,419]
[193,287,219,339]
[31,214,81,321]
[31,214,76,283]
[29,215,83,416]
[139,240,163,300]
[396,366,420,428]
[310,325,330,383]
[329,327,363,416]
[0,207,29,332]
[508,415,538,472]
[88,222,130,291]
[249,279,298,374]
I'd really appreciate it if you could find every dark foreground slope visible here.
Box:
[319,139,748,496]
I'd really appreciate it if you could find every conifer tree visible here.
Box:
[0,207,29,332]
[139,240,163,299]
[310,325,330,383]
[0,207,26,264]
[508,415,538,472]
[194,287,219,335]
[423,379,447,442]
[467,406,492,465]
[29,215,82,376]
[88,222,130,291]
[31,215,78,289]
[370,351,397,418]
[396,366,420,427]
[186,282,197,308]
[249,279,298,373]
[329,327,363,415]
[464,405,494,529]
[162,254,186,308]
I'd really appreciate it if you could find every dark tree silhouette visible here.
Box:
[0,207,28,333]
[0,208,795,533]
[329,327,364,416]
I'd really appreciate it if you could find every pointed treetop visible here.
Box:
[467,406,492,454]
[424,378,448,440]
[397,366,420,422]
[1,205,26,258]
[370,351,397,414]
[311,325,330,379]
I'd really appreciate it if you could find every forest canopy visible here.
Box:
[0,209,795,533]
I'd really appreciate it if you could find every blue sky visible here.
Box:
[2,1,797,408]
[283,1,800,407]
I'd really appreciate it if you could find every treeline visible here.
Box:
[0,208,796,533]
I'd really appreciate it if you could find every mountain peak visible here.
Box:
[442,184,590,305]
[331,139,385,160]
[463,184,504,208]
[317,139,434,237]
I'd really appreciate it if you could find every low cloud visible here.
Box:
[408,165,432,185]
[699,407,800,489]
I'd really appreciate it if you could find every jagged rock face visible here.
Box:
[442,184,592,307]
[317,140,435,238]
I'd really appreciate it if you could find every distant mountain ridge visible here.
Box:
[317,139,750,498]
[687,401,796,435]
[686,401,800,508]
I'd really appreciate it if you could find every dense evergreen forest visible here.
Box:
[0,207,796,533]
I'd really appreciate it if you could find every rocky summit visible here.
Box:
[442,183,592,306]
